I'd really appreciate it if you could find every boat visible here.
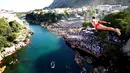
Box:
[51,61,55,68]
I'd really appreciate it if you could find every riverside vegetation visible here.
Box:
[0,18,22,50]
[25,9,79,25]
[0,14,33,72]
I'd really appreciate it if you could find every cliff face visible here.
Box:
[49,0,130,8]
[49,0,90,8]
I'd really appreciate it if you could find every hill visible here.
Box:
[48,0,130,8]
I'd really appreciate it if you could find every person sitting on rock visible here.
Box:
[91,16,121,36]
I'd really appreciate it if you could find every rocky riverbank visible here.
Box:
[45,19,102,57]
[43,19,130,73]
[42,19,99,71]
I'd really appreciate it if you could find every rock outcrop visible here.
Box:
[45,17,130,73]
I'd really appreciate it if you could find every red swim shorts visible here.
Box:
[95,24,100,28]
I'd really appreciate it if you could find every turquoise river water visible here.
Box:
[3,24,81,73]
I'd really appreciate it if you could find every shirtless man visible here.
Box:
[91,16,121,36]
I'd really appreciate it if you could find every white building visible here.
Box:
[111,5,121,11]
[96,5,128,12]
[121,6,129,10]
[96,5,112,11]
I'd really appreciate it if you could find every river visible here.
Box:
[3,24,80,73]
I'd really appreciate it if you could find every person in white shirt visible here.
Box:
[91,16,121,36]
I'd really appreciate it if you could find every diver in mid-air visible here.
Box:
[91,16,121,36]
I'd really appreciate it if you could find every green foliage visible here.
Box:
[40,11,45,15]
[23,21,26,24]
[4,42,12,47]
[7,33,17,42]
[26,12,66,25]
[16,13,26,18]
[99,31,109,41]
[9,20,22,32]
[0,18,10,35]
[34,9,42,11]
[99,9,130,40]
[64,10,69,17]
[82,20,91,27]
[103,10,130,32]
[0,36,7,48]
[43,12,58,23]
[0,18,22,49]
[0,36,12,50]
[82,9,96,16]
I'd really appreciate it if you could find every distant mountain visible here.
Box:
[48,0,130,8]
[49,0,90,8]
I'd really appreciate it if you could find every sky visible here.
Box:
[0,0,54,12]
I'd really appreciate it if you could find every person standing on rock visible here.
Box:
[91,16,121,36]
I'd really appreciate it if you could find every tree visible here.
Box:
[26,12,66,25]
[0,36,12,50]
[0,18,10,35]
[82,20,91,27]
[82,10,88,20]
[9,20,22,32]
[0,36,7,47]
[7,33,17,42]
[64,10,69,18]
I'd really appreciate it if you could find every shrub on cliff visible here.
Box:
[0,36,12,50]
[0,18,23,50]
[0,18,10,35]
[4,42,12,47]
[103,11,130,33]
[26,12,66,24]
[16,13,26,18]
[82,20,91,27]
[9,20,22,32]
[0,36,7,48]
[64,10,69,18]
[83,9,96,16]
[7,33,17,42]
